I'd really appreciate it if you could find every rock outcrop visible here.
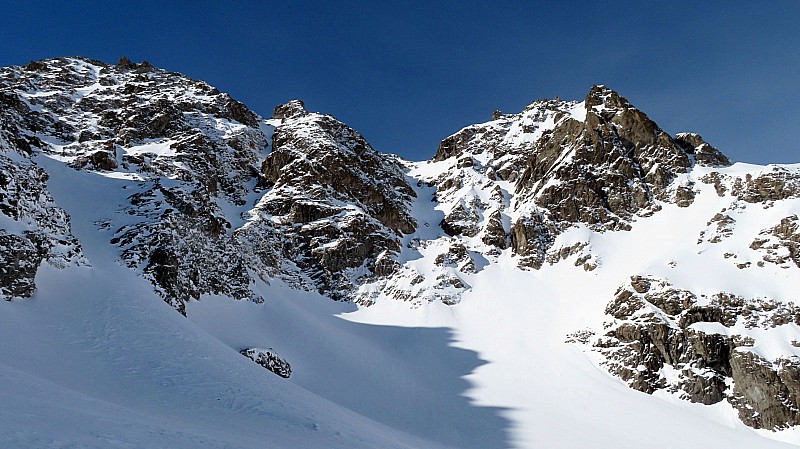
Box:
[242,101,416,298]
[751,215,800,268]
[0,57,277,312]
[675,132,732,167]
[425,86,704,272]
[0,154,84,301]
[240,347,292,379]
[0,57,416,310]
[587,275,800,430]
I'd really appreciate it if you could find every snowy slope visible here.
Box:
[344,160,800,448]
[0,155,458,449]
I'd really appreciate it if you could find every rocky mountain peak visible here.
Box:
[584,84,633,110]
[272,99,308,120]
[253,104,418,299]
[115,56,155,73]
[423,85,709,271]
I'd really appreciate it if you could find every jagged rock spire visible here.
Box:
[675,132,732,167]
[272,99,308,120]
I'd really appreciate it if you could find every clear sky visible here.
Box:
[2,1,798,164]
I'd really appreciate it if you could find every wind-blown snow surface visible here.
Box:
[5,152,798,448]
[0,156,453,449]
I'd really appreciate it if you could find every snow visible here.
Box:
[343,156,800,448]
[215,177,264,232]
[123,140,178,158]
[567,101,587,122]
[341,253,797,449]
[0,155,450,449]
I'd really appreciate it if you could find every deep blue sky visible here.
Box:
[2,1,798,163]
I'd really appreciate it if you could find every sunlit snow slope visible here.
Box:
[346,160,800,448]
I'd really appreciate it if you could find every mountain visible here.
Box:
[1,56,799,449]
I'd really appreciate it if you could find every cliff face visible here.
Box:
[252,99,416,299]
[0,57,415,312]
[2,57,800,434]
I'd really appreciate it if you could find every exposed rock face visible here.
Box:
[110,180,265,313]
[426,86,702,272]
[0,56,275,312]
[240,347,292,378]
[751,215,800,268]
[524,86,690,217]
[675,132,732,167]
[272,99,307,120]
[362,85,750,306]
[0,67,87,300]
[589,276,800,430]
[729,351,800,429]
[698,212,736,244]
[434,241,477,274]
[0,154,84,300]
[249,102,416,298]
[0,57,415,309]
[732,167,800,203]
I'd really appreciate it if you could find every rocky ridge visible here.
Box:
[358,85,735,305]
[0,57,413,312]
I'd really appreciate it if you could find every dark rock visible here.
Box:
[605,288,644,320]
[434,242,477,274]
[116,56,135,70]
[590,276,800,430]
[89,150,118,171]
[434,127,478,162]
[730,351,800,429]
[0,154,84,301]
[510,214,554,269]
[482,210,507,249]
[699,172,729,197]
[440,203,480,237]
[24,60,47,72]
[144,246,187,313]
[374,252,401,277]
[679,367,728,405]
[686,328,732,375]
[272,99,307,120]
[135,60,155,73]
[240,348,292,378]
[674,185,695,207]
[675,133,732,167]
[630,275,652,294]
[0,233,44,299]
[752,215,800,268]
[254,106,416,298]
[732,169,800,203]
[0,56,277,311]
[223,96,258,127]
